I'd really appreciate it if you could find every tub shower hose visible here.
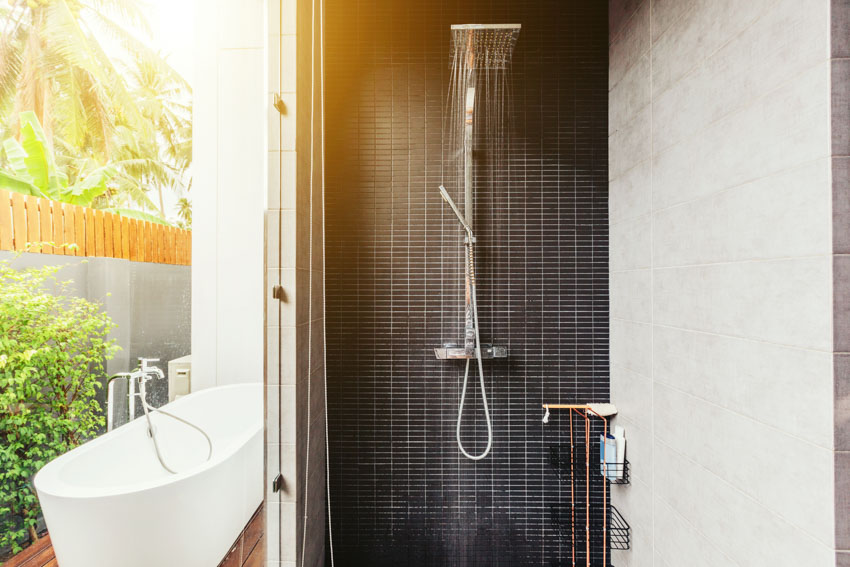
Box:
[138,379,213,474]
[456,241,493,461]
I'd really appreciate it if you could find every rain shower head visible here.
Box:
[450,23,521,69]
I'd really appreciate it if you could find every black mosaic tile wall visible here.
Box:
[324,1,609,565]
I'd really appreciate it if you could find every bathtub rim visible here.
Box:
[34,383,262,500]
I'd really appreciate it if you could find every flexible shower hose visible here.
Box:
[456,241,493,461]
[138,379,213,475]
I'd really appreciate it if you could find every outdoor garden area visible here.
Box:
[0,0,194,561]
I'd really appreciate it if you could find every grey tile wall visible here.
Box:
[323,0,609,565]
[610,0,838,565]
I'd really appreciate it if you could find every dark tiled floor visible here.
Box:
[2,504,264,567]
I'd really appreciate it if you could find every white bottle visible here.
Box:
[612,425,626,480]
[600,434,617,480]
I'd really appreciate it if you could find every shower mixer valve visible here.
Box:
[434,185,507,361]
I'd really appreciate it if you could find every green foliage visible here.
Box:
[0,257,118,552]
[1,112,119,205]
[0,113,182,226]
[104,206,170,226]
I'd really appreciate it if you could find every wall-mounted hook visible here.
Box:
[273,93,287,115]
[272,285,287,302]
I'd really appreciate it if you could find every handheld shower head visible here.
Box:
[438,185,474,238]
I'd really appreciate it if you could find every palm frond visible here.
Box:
[80,0,152,37]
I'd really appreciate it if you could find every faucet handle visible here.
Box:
[138,357,165,380]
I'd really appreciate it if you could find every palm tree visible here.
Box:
[0,0,192,221]
[120,49,192,217]
[1,0,151,153]
[176,196,191,229]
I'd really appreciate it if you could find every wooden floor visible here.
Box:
[218,504,265,567]
[2,505,265,567]
[3,535,56,567]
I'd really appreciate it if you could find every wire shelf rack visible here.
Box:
[546,415,632,563]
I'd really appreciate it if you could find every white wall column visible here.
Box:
[192,0,267,389]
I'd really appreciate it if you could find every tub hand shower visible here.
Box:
[137,376,212,475]
[115,358,213,474]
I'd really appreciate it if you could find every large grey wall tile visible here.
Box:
[610,214,651,271]
[652,63,829,211]
[655,384,834,544]
[610,54,651,135]
[653,159,831,268]
[653,257,832,350]
[649,0,693,44]
[615,418,653,487]
[610,107,651,179]
[610,0,650,89]
[611,318,652,377]
[611,364,652,431]
[653,0,828,153]
[653,498,738,567]
[654,326,833,447]
[654,442,835,566]
[609,159,651,224]
[609,0,645,43]
[611,269,652,323]
[650,0,773,97]
[611,479,654,567]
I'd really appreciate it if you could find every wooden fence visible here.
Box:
[0,189,191,265]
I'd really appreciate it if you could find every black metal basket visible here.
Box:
[550,503,631,552]
[605,460,630,485]
[549,444,630,485]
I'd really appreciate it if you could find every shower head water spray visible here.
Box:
[450,23,521,70]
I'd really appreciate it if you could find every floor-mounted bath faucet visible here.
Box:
[106,358,166,431]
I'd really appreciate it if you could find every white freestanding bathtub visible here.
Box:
[34,384,263,567]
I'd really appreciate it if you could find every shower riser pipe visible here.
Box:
[463,76,476,356]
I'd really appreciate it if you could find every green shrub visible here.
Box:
[0,258,118,553]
